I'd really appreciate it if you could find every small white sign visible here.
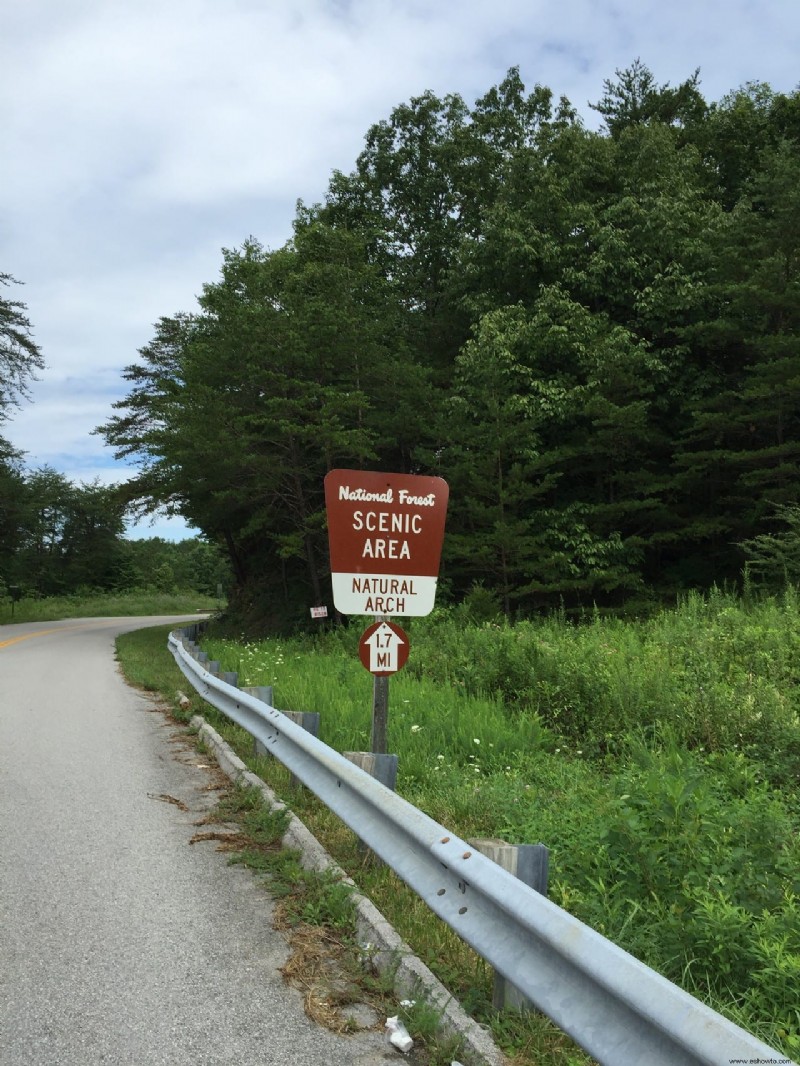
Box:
[310,606,328,619]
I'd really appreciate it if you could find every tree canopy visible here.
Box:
[98,62,800,623]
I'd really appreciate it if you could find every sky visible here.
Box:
[2,0,799,540]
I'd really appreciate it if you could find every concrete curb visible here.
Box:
[191,715,507,1066]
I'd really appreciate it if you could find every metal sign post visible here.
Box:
[8,586,21,618]
[371,675,390,754]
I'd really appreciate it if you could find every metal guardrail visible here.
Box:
[169,628,793,1066]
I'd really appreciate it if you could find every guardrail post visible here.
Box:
[344,751,399,790]
[284,710,320,736]
[242,686,274,757]
[207,661,220,676]
[222,670,238,687]
[344,752,399,864]
[470,839,550,1012]
[283,712,321,788]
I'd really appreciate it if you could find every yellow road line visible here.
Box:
[0,621,110,650]
[0,627,64,649]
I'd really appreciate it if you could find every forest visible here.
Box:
[0,460,227,600]
[5,61,800,622]
[0,280,227,599]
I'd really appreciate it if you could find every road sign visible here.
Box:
[324,469,449,616]
[358,621,410,676]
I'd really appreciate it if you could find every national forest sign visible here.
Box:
[324,469,449,616]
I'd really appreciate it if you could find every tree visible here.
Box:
[0,274,44,421]
[0,441,27,590]
[695,82,800,207]
[446,103,721,604]
[115,537,231,594]
[0,274,45,590]
[317,88,475,387]
[58,481,127,590]
[740,503,800,590]
[100,225,425,620]
[444,288,663,610]
[11,470,125,595]
[590,59,706,138]
[442,303,550,614]
[673,141,800,583]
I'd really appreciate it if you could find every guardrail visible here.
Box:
[169,628,793,1066]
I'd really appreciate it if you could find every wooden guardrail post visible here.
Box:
[343,752,399,863]
[283,712,321,788]
[343,751,399,790]
[241,686,274,757]
[470,838,550,1011]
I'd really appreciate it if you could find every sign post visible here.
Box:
[371,674,390,755]
[325,469,448,753]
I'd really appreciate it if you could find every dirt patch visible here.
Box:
[279,923,379,1035]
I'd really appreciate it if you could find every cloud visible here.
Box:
[2,0,799,541]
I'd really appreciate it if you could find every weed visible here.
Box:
[399,998,465,1066]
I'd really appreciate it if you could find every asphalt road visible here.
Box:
[0,616,393,1066]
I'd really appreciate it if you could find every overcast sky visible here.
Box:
[3,0,799,539]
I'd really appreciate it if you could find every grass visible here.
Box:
[0,587,221,625]
[116,622,592,1066]
[116,591,800,1063]
[198,590,800,1062]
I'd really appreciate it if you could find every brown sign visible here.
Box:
[324,469,449,616]
[358,620,410,675]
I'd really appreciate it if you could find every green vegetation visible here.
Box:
[200,590,800,1061]
[0,588,219,625]
[0,471,232,610]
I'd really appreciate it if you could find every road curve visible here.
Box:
[0,616,391,1066]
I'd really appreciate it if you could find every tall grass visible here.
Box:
[201,587,800,1058]
[0,587,220,625]
[390,587,800,766]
